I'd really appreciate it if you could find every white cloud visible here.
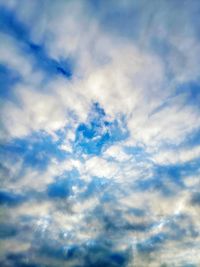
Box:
[103,145,131,162]
[152,145,200,165]
[83,156,118,179]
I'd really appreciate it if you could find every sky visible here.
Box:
[0,0,200,266]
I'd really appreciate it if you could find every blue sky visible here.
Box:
[0,0,200,266]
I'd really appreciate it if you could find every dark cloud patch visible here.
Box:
[37,238,132,267]
[83,238,133,267]
[136,213,199,257]
[37,241,70,261]
[190,192,200,206]
[0,223,18,238]
[128,208,146,217]
[5,252,44,267]
[88,204,151,236]
[137,232,167,254]
[101,212,150,233]
[0,162,10,181]
[166,217,198,241]
[82,248,130,267]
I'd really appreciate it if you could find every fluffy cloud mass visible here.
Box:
[0,0,200,266]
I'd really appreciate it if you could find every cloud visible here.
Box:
[1,0,200,266]
[0,223,18,239]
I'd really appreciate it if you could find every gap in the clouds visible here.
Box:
[28,43,73,79]
[176,81,200,108]
[0,6,73,81]
[0,130,69,170]
[185,128,200,148]
[150,37,176,82]
[0,190,25,207]
[47,169,84,199]
[47,172,113,202]
[149,81,200,122]
[88,0,140,40]
[81,176,110,199]
[0,64,20,99]
[0,7,27,41]
[135,158,200,196]
[1,100,129,172]
[74,102,129,155]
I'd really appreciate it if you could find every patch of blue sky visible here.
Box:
[150,37,177,81]
[176,81,200,108]
[88,0,141,40]
[0,190,25,206]
[28,43,73,80]
[100,190,118,204]
[0,131,69,170]
[47,169,84,199]
[135,157,200,196]
[150,81,200,127]
[183,128,200,148]
[123,145,151,162]
[123,145,144,155]
[81,176,110,199]
[0,64,20,99]
[0,6,73,81]
[74,102,128,156]
[0,6,27,42]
